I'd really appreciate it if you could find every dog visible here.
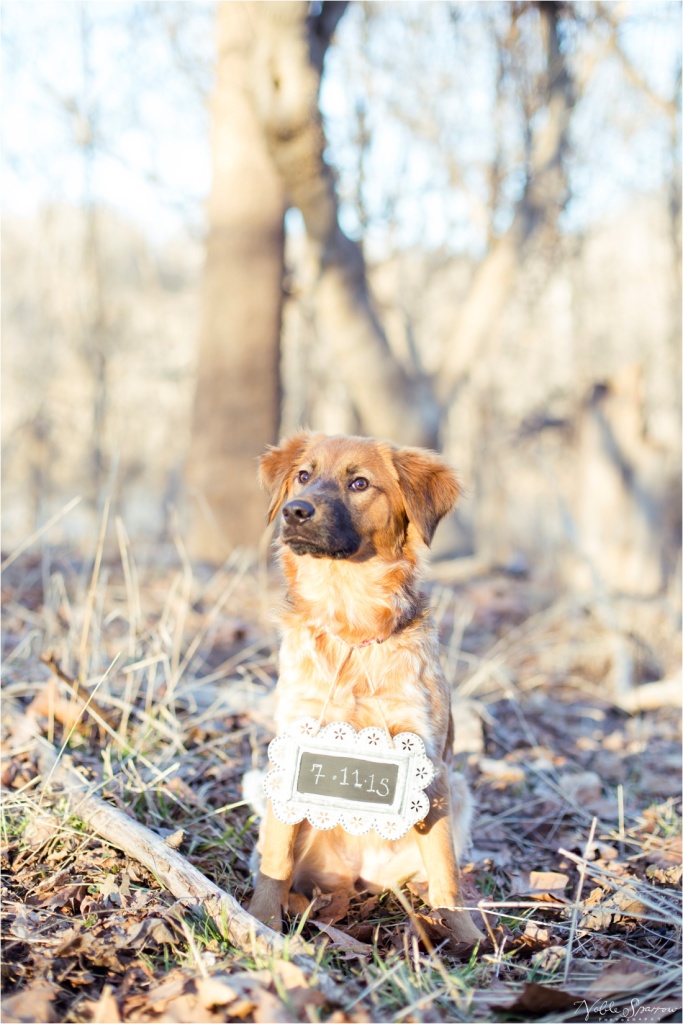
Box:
[248,432,483,945]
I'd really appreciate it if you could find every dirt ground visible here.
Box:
[1,544,681,1023]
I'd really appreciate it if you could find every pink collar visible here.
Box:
[316,606,421,651]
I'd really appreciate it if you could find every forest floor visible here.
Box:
[1,537,681,1023]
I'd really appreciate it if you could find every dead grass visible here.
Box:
[1,534,681,1023]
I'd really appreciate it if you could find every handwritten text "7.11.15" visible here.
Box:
[297,752,399,806]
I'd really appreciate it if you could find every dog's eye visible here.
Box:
[297,470,310,484]
[350,477,369,492]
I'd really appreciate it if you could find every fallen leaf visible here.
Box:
[126,917,180,949]
[358,895,379,919]
[1,982,59,1023]
[167,828,189,849]
[643,834,682,869]
[478,758,526,786]
[144,972,187,1013]
[496,981,579,1015]
[646,864,682,886]
[196,975,238,1009]
[557,770,602,805]
[314,887,351,925]
[588,959,654,997]
[406,879,429,901]
[252,989,296,1024]
[151,992,222,1023]
[523,920,551,946]
[92,984,121,1024]
[311,920,373,958]
[36,882,89,912]
[23,813,59,849]
[530,945,567,972]
[272,960,326,1016]
[511,870,569,900]
[344,922,375,943]
[409,911,487,959]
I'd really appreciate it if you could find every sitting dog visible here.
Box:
[249,432,483,945]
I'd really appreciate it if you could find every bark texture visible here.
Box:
[250,1,436,447]
[185,4,286,557]
[34,737,345,1003]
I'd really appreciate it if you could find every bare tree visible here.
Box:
[185,0,576,557]
[184,4,287,558]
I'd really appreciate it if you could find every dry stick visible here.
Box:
[115,516,141,660]
[1,495,83,572]
[79,494,111,684]
[563,816,597,985]
[33,737,345,1004]
[40,652,120,731]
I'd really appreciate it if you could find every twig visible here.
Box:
[33,737,345,1004]
[563,816,597,984]
[79,494,111,684]
[40,652,119,730]
[1,496,82,572]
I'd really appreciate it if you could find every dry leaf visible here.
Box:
[196,975,238,1009]
[646,864,682,886]
[23,813,59,849]
[409,911,485,959]
[312,920,373,958]
[314,887,351,925]
[252,989,296,1024]
[528,870,569,894]
[358,895,379,920]
[92,985,121,1024]
[271,960,326,1017]
[510,869,569,901]
[344,922,375,943]
[588,959,654,997]
[163,829,187,849]
[1,982,59,1024]
[126,917,180,948]
[406,879,429,901]
[478,757,526,786]
[145,972,188,1013]
[523,920,551,946]
[496,981,579,1015]
[558,770,602,805]
[151,992,222,1023]
[530,945,567,972]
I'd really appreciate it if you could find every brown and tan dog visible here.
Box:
[249,432,483,945]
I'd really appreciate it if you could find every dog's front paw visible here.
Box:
[436,907,485,947]
[248,876,289,932]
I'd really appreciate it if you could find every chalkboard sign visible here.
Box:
[297,751,399,806]
[263,717,436,840]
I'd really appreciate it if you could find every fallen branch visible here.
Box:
[33,737,345,1004]
[614,675,682,713]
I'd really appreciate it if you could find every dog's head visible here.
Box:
[259,432,460,559]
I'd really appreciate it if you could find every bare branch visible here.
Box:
[34,736,347,1004]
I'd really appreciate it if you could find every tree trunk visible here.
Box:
[438,3,574,403]
[185,3,286,559]
[250,1,437,447]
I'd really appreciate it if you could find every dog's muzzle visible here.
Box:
[281,494,361,559]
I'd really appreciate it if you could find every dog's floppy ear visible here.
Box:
[259,431,316,524]
[392,446,460,546]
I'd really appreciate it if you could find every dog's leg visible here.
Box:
[248,804,299,931]
[414,770,484,945]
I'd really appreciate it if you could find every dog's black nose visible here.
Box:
[282,499,315,523]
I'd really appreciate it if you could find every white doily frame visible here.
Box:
[263,717,436,840]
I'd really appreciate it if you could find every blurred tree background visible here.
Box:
[2,0,680,597]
